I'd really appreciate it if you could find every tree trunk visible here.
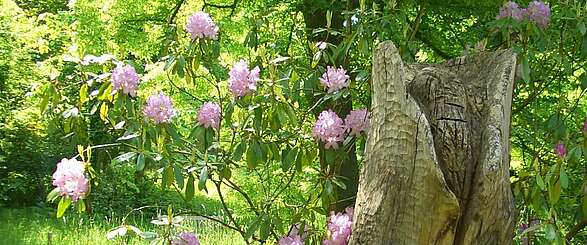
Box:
[350,41,516,244]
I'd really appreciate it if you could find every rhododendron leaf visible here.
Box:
[548,180,561,204]
[176,55,186,78]
[139,231,158,240]
[198,166,208,191]
[114,152,137,163]
[164,55,176,70]
[245,217,261,240]
[260,217,271,240]
[295,149,303,172]
[99,102,109,121]
[220,166,231,180]
[163,166,174,188]
[232,141,246,161]
[174,165,184,188]
[582,196,587,216]
[186,174,195,201]
[117,133,139,141]
[282,147,297,171]
[560,168,569,189]
[165,124,182,144]
[536,174,546,191]
[80,83,88,105]
[46,187,60,203]
[57,197,72,218]
[247,141,262,169]
[332,178,347,190]
[136,154,145,171]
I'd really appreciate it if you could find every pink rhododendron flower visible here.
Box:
[496,1,524,20]
[172,232,200,245]
[525,1,550,28]
[228,60,260,97]
[278,235,303,245]
[52,158,88,202]
[323,207,353,245]
[320,66,349,93]
[345,109,369,136]
[185,11,219,40]
[313,110,346,149]
[111,64,139,97]
[143,92,176,124]
[555,142,566,158]
[197,102,221,129]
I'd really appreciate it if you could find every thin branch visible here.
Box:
[565,219,587,243]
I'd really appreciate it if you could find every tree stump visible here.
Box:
[350,41,516,244]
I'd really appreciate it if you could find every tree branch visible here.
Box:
[565,219,587,243]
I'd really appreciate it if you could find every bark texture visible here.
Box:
[349,41,516,245]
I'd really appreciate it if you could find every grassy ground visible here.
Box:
[0,207,244,245]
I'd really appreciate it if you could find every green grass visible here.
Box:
[0,207,244,245]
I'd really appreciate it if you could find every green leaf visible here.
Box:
[580,74,587,90]
[114,152,137,163]
[536,174,546,191]
[232,141,246,161]
[136,154,145,171]
[198,166,208,191]
[80,83,88,104]
[177,55,186,78]
[166,124,182,144]
[163,166,174,188]
[39,85,51,113]
[245,217,261,240]
[185,174,195,201]
[47,188,61,203]
[57,197,72,218]
[246,140,262,169]
[560,168,569,189]
[259,217,271,240]
[548,180,561,204]
[332,178,347,190]
[100,102,109,121]
[282,147,297,171]
[174,165,184,189]
[521,56,530,82]
[582,195,587,216]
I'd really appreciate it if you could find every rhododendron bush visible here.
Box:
[21,0,586,243]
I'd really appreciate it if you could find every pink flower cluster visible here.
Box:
[323,207,353,245]
[143,92,176,124]
[555,142,566,158]
[344,109,369,136]
[278,235,303,245]
[228,60,260,97]
[313,110,346,149]
[172,232,200,245]
[197,102,221,129]
[313,109,369,149]
[496,1,524,20]
[186,11,219,40]
[320,66,350,93]
[496,1,550,28]
[111,64,139,97]
[52,158,88,202]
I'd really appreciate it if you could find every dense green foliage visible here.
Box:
[1,0,586,244]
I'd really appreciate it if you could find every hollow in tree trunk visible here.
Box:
[350,41,516,244]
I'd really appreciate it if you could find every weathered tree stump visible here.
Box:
[350,41,516,244]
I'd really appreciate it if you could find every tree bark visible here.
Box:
[350,41,516,244]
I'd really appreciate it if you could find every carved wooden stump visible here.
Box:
[349,42,516,245]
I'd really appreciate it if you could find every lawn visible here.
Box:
[0,207,244,245]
